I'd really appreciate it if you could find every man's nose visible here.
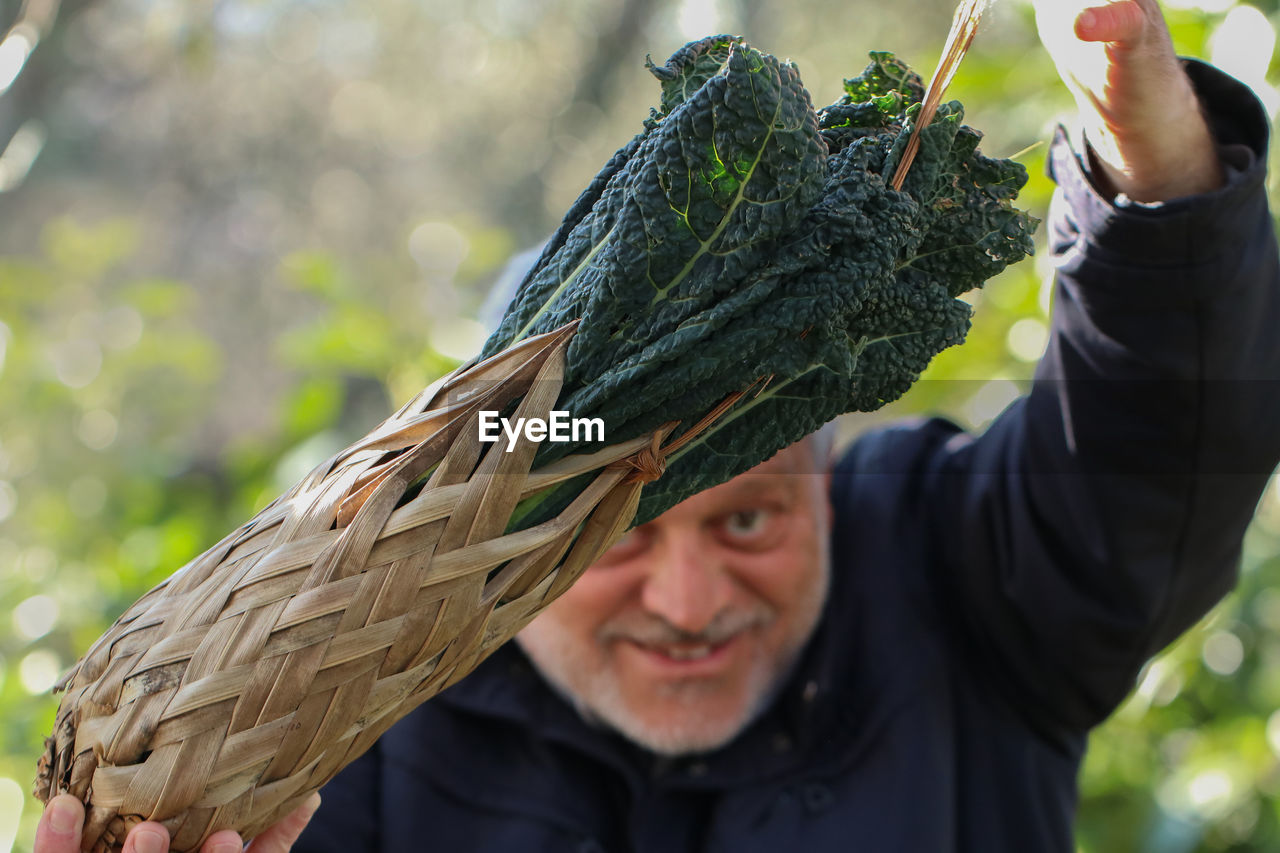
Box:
[639,531,732,635]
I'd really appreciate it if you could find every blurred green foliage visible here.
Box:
[0,1,1278,851]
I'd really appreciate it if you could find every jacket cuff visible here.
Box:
[1046,59,1271,269]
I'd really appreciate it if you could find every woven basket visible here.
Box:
[34,323,676,852]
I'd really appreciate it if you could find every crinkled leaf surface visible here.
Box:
[480,43,1037,527]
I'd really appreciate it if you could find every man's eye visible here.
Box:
[723,509,769,538]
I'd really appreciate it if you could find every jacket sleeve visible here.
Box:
[924,61,1280,733]
[291,745,380,853]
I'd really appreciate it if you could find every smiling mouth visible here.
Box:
[630,636,737,663]
[655,643,717,661]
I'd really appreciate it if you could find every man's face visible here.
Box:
[516,440,833,756]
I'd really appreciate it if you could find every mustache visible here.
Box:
[599,605,774,647]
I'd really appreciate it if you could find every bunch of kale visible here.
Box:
[480,36,1037,526]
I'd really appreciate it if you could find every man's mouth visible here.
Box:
[648,642,717,661]
[625,635,741,669]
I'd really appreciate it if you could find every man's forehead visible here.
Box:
[747,438,828,476]
[650,439,827,519]
[703,441,827,496]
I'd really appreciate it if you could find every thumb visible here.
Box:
[1074,1,1147,44]
[245,793,322,853]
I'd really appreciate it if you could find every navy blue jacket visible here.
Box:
[296,63,1280,852]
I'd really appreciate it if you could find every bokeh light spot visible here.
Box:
[49,339,103,388]
[1266,710,1280,757]
[101,305,144,350]
[429,318,488,362]
[1188,769,1234,815]
[677,0,725,40]
[13,594,59,640]
[409,222,470,276]
[20,546,55,581]
[19,650,61,695]
[1006,317,1048,362]
[0,29,34,94]
[0,776,23,853]
[1202,631,1244,676]
[78,409,119,450]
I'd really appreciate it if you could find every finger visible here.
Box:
[1074,2,1147,43]
[200,829,246,853]
[34,795,84,853]
[245,793,322,853]
[122,821,171,853]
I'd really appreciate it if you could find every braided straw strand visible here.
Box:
[35,323,674,852]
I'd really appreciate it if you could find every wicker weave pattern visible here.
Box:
[35,324,666,852]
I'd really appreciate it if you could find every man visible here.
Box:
[35,1,1280,850]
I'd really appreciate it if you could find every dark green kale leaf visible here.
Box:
[483,36,826,383]
[480,42,1038,527]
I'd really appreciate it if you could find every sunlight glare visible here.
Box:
[677,0,724,40]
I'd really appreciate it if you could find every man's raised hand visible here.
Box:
[1034,0,1223,201]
